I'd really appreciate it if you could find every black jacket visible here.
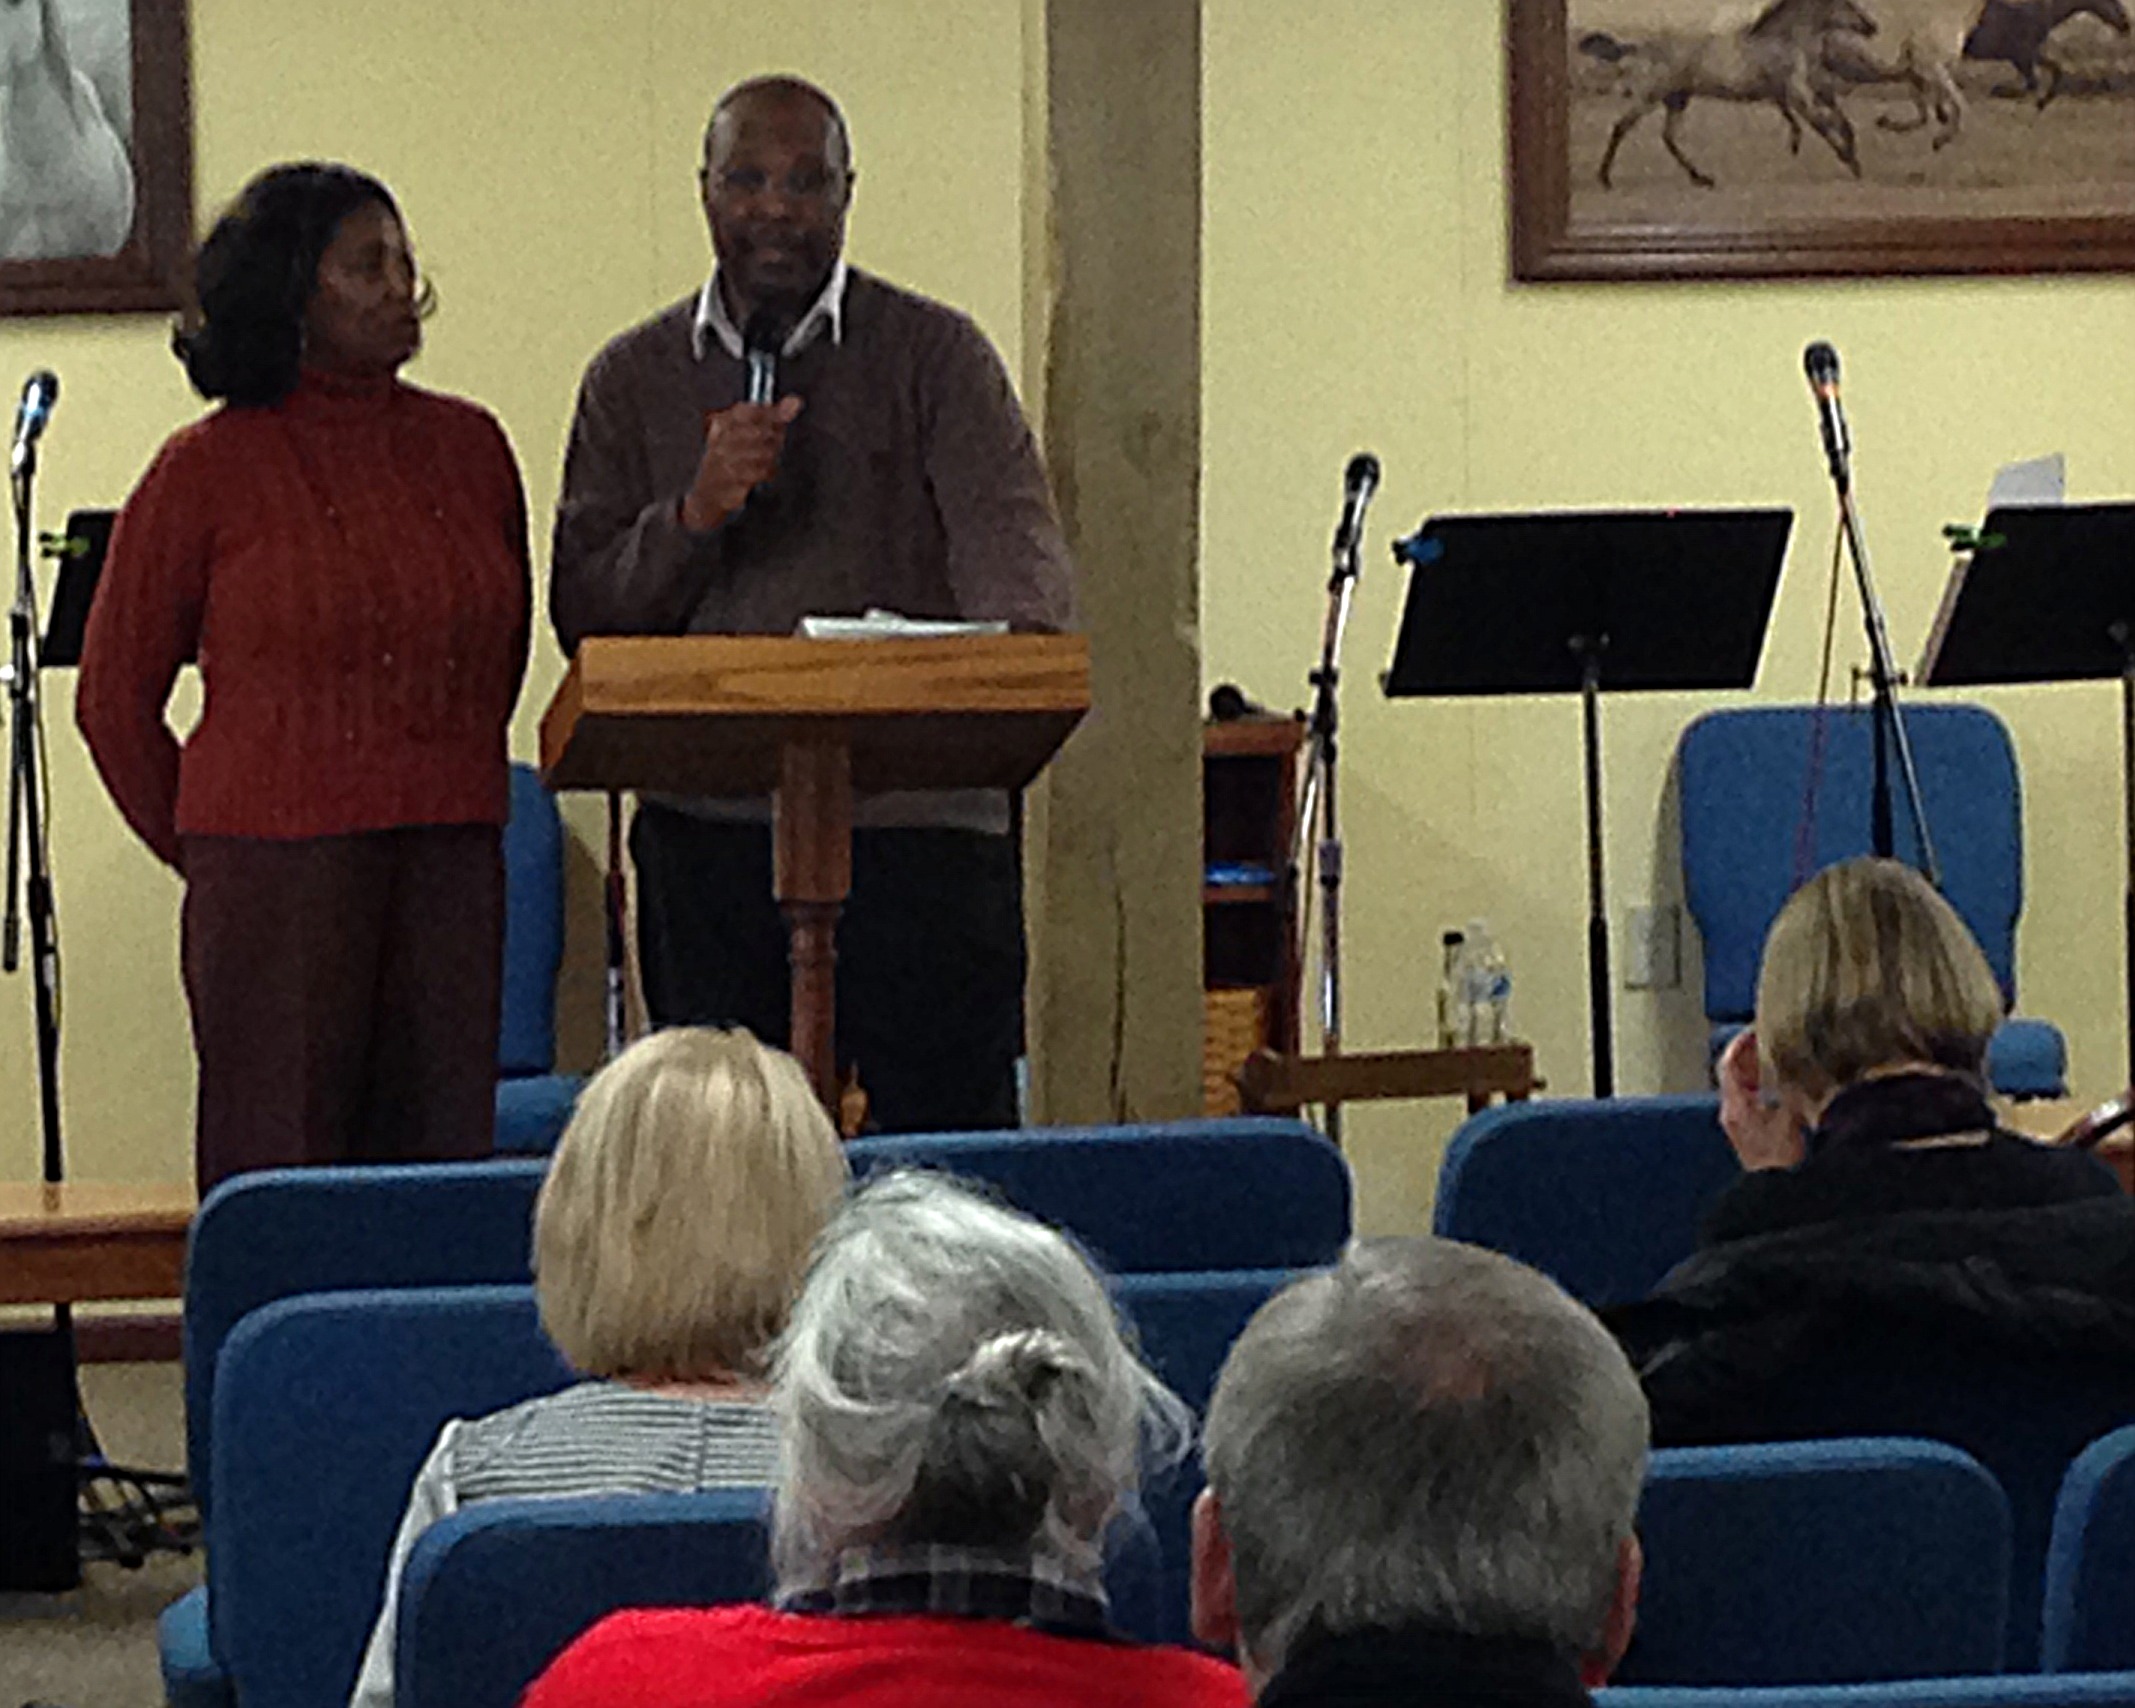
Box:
[1607,1073,2135,1447]
[1259,1626,1593,1708]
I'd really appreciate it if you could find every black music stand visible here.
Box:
[1918,502,2135,1081]
[40,509,111,668]
[1383,508,1792,1097]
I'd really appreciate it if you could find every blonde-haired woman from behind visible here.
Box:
[1612,857,2131,1451]
[350,1027,849,1708]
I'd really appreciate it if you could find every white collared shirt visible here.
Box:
[691,258,849,363]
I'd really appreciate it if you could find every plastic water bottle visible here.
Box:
[1436,930,1468,1048]
[1464,919,1513,1046]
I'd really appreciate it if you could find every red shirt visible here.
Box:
[521,1605,1251,1708]
[77,370,530,866]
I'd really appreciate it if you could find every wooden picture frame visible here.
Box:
[1510,0,2135,282]
[0,0,192,316]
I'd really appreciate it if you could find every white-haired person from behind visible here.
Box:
[1192,1238,1650,1708]
[524,1171,1251,1708]
[350,1027,849,1708]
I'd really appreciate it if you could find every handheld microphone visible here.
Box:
[11,369,57,475]
[742,308,791,407]
[1331,452,1382,567]
[1803,341,1852,492]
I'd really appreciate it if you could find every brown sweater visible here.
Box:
[78,370,530,866]
[550,270,1075,830]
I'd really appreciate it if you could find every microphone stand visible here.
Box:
[2,426,80,1589]
[1820,413,1940,884]
[6,436,64,1188]
[5,432,200,1578]
[1292,525,1363,1147]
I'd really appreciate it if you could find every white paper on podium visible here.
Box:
[797,608,1011,641]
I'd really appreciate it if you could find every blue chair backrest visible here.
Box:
[1105,1267,1302,1646]
[493,1073,584,1156]
[396,1490,770,1708]
[1621,1438,2011,1686]
[209,1286,573,1708]
[501,762,564,1077]
[1601,1674,2135,1708]
[848,1118,1350,1273]
[183,1160,549,1514]
[1687,1332,2135,1670]
[2043,1426,2135,1672]
[1679,704,2025,1022]
[1434,1096,1740,1307]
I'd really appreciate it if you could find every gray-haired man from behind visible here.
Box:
[1191,1239,1651,1708]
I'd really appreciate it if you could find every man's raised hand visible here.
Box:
[681,395,804,533]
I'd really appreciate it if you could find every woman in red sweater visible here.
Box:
[522,1171,1250,1708]
[77,163,529,1191]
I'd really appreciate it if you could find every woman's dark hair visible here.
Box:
[173,162,410,407]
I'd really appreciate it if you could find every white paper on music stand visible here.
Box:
[1986,453,2065,508]
[1918,454,2066,683]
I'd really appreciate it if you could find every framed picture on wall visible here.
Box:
[0,0,192,315]
[1509,0,2135,281]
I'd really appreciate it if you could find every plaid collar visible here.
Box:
[776,1543,1112,1638]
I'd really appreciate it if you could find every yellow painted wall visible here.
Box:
[1205,2,2135,1234]
[13,0,2133,1240]
[0,0,1029,1185]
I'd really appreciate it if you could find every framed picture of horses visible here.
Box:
[0,0,192,315]
[1510,0,2135,280]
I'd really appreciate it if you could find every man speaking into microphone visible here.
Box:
[551,75,1075,1132]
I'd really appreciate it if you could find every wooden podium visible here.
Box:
[540,634,1090,1106]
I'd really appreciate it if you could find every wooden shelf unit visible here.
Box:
[1203,714,1305,1114]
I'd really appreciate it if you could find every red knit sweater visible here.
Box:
[521,1605,1252,1708]
[77,370,530,866]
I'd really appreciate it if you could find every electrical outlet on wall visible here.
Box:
[1624,903,1681,990]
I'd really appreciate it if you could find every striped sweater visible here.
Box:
[350,1382,778,1708]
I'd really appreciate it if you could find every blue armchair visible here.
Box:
[496,764,584,1152]
[1679,705,2065,1098]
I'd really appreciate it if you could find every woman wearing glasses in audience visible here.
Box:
[523,1170,1249,1708]
[78,161,529,1192]
[350,1026,849,1708]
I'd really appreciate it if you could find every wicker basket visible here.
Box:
[1203,986,1269,1116]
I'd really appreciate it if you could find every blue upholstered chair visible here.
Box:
[1620,1438,2011,1686]
[161,1286,572,1708]
[1656,1329,2135,1670]
[1599,1674,2135,1708]
[181,1160,549,1520]
[1434,1096,1740,1308]
[493,1072,583,1154]
[848,1118,1351,1274]
[500,763,564,1081]
[1678,705,2065,1098]
[395,1491,771,1708]
[2043,1427,2135,1672]
[1104,1266,1303,1646]
[496,763,586,1152]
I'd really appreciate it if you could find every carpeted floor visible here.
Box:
[0,1363,199,1708]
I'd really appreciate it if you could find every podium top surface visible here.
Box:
[1383,508,1791,699]
[540,633,1090,796]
